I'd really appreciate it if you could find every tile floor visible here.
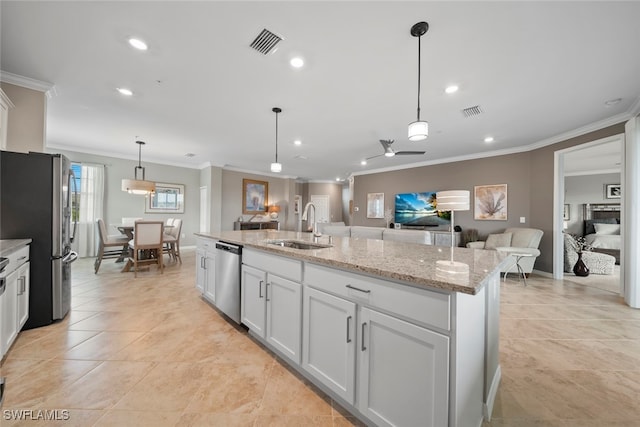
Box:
[1,248,639,426]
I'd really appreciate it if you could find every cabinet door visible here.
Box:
[241,265,266,337]
[2,269,19,354]
[359,307,449,427]
[203,251,216,303]
[266,274,302,364]
[16,262,30,329]
[195,249,206,293]
[302,286,356,404]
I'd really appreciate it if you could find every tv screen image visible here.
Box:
[394,192,451,227]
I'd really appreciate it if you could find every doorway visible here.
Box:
[553,134,623,293]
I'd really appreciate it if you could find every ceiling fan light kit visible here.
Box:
[408,21,429,142]
[270,107,282,173]
[121,140,156,195]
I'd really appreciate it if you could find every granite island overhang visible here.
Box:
[195,230,509,426]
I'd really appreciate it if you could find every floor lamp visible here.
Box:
[435,190,470,282]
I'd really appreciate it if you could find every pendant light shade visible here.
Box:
[270,107,282,173]
[408,21,429,142]
[121,140,156,195]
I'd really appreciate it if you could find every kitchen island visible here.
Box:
[195,230,508,427]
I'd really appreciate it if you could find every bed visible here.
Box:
[582,203,621,264]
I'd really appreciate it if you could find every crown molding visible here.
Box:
[222,165,299,180]
[0,71,56,96]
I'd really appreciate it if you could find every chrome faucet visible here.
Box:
[301,202,321,237]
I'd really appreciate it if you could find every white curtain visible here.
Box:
[74,163,105,257]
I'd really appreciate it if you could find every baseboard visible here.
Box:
[532,268,553,278]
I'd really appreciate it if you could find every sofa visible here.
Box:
[320,225,433,245]
[563,233,615,275]
[466,227,543,274]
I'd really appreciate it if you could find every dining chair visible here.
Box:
[163,218,183,264]
[128,220,165,277]
[95,218,130,273]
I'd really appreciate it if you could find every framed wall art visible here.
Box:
[145,182,185,213]
[294,194,302,215]
[474,184,508,220]
[367,192,385,219]
[242,179,268,214]
[563,204,570,220]
[605,184,621,199]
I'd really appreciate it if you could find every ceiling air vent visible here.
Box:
[462,105,483,118]
[250,29,283,55]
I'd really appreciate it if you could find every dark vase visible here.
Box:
[573,252,590,277]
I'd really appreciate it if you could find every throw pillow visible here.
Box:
[485,232,512,250]
[594,223,620,235]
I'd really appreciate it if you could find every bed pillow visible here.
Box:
[594,223,620,235]
[585,218,617,235]
[485,232,512,250]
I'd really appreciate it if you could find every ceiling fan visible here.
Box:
[365,139,426,161]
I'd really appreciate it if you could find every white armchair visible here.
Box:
[466,227,543,274]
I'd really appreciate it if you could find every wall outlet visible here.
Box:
[519,217,526,223]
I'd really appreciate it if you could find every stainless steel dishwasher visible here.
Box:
[214,241,242,324]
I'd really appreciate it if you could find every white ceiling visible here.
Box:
[1,1,639,182]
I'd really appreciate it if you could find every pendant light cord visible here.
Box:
[275,110,279,163]
[416,34,422,121]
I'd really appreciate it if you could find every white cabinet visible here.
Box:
[16,262,30,330]
[302,286,356,404]
[303,263,450,427]
[358,307,449,427]
[241,249,303,364]
[195,238,216,303]
[1,242,30,359]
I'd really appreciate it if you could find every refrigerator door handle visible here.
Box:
[62,251,78,264]
[69,170,78,243]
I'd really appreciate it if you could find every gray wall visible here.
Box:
[303,182,345,223]
[353,122,626,273]
[52,149,201,247]
[564,173,621,235]
[1,82,46,153]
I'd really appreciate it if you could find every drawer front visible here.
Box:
[243,249,302,282]
[304,263,450,331]
[196,237,216,251]
[6,245,30,274]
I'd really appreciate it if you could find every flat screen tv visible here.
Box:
[394,192,450,227]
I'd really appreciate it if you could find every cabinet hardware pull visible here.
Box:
[361,322,367,351]
[266,282,270,301]
[346,316,352,343]
[259,280,264,298]
[346,284,371,294]
[18,277,25,295]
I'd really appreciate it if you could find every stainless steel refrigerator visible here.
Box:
[0,151,78,329]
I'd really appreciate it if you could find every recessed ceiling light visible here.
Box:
[290,57,304,68]
[128,38,148,51]
[336,177,341,181]
[484,136,494,143]
[360,160,367,166]
[293,139,302,146]
[445,85,459,94]
[117,87,133,96]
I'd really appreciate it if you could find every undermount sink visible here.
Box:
[266,239,332,250]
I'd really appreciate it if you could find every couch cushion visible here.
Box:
[485,232,512,250]
[382,229,432,245]
[350,226,384,240]
[322,225,351,237]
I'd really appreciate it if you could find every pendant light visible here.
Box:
[408,21,429,141]
[270,107,282,173]
[121,140,156,195]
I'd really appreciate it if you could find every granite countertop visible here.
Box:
[196,230,509,295]
[0,239,32,257]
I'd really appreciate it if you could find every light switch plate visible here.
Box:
[520,217,526,223]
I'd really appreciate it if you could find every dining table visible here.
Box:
[111,223,174,271]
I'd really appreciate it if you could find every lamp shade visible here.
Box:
[268,205,280,213]
[437,190,470,211]
[408,120,428,141]
[121,178,156,195]
[270,162,282,173]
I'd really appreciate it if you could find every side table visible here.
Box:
[503,253,535,286]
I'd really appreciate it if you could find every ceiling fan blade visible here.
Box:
[395,151,426,155]
[365,153,384,161]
